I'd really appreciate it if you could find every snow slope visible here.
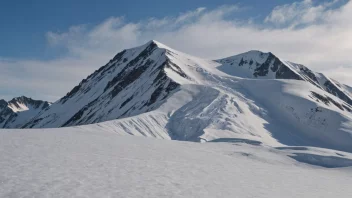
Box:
[240,79,352,151]
[1,127,352,198]
[74,76,352,152]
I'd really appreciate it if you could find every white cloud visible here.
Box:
[0,57,105,102]
[264,0,342,27]
[1,0,352,101]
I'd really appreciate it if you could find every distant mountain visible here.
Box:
[0,96,50,128]
[217,51,352,106]
[3,40,351,152]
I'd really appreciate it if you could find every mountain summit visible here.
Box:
[2,40,352,152]
[217,51,352,106]
[0,96,50,128]
[23,40,188,128]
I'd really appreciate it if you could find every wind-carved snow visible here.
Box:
[76,112,171,139]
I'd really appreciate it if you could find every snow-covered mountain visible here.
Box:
[217,51,352,106]
[2,41,352,197]
[9,40,352,152]
[0,96,50,128]
[22,41,182,128]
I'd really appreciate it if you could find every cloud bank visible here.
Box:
[1,0,352,101]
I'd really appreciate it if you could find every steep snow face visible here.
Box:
[0,96,50,128]
[217,51,352,106]
[240,79,352,152]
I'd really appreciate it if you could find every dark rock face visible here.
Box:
[165,61,188,78]
[253,53,302,80]
[104,43,158,94]
[253,53,277,77]
[0,100,12,125]
[239,58,247,66]
[275,64,302,80]
[299,66,320,85]
[0,99,7,109]
[324,81,352,106]
[109,58,154,98]
[61,62,180,127]
[8,96,50,110]
[310,91,351,112]
[120,96,134,109]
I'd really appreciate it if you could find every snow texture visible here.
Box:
[1,128,352,198]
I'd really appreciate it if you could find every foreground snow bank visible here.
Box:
[1,128,352,198]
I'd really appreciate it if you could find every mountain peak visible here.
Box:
[0,96,51,128]
[0,99,7,109]
[147,39,164,46]
[9,95,31,103]
[217,49,352,106]
[7,96,51,112]
[246,50,271,55]
[26,39,188,128]
[142,40,175,52]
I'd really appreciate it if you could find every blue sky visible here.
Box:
[0,0,351,101]
[0,0,296,59]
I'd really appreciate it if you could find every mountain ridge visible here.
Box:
[22,40,185,128]
[217,50,352,106]
[1,40,352,152]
